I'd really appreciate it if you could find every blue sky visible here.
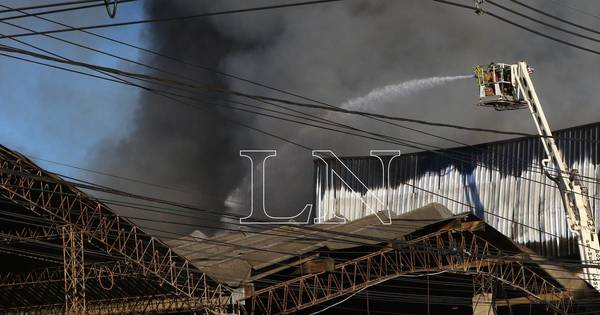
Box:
[0,1,147,179]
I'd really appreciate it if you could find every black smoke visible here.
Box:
[92,0,600,235]
[92,2,269,235]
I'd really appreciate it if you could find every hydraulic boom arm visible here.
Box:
[475,61,600,291]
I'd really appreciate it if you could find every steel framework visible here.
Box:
[0,260,139,288]
[241,229,572,315]
[0,145,578,314]
[62,224,86,314]
[0,224,62,245]
[3,295,207,315]
[0,146,232,313]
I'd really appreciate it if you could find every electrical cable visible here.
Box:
[432,0,600,57]
[546,0,600,23]
[0,42,566,139]
[13,6,600,188]
[104,0,117,18]
[3,95,600,264]
[0,0,108,14]
[308,286,368,314]
[1,163,596,308]
[1,0,600,199]
[0,5,507,165]
[2,0,523,155]
[2,188,596,294]
[3,168,600,273]
[3,41,592,144]
[14,0,594,150]
[0,0,136,23]
[4,25,600,190]
[0,160,584,249]
[0,0,344,37]
[509,0,600,36]
[487,0,600,44]
[307,271,466,315]
[7,6,456,172]
[0,48,314,151]
[0,2,596,290]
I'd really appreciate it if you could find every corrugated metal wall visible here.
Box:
[314,123,600,256]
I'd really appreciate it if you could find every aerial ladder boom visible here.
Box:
[474,61,600,291]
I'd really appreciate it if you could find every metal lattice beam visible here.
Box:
[0,147,231,312]
[1,294,208,315]
[241,229,572,315]
[62,224,86,314]
[0,224,62,245]
[0,260,140,288]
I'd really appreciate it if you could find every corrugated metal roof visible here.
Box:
[315,122,600,257]
[169,203,588,296]
[167,203,455,286]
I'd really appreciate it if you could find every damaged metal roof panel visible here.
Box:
[167,203,454,287]
[315,122,600,257]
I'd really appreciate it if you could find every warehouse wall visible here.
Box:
[314,123,600,256]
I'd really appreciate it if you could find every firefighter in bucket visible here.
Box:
[474,63,528,110]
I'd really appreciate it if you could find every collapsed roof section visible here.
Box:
[168,203,453,286]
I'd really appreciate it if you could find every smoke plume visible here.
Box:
[90,0,600,233]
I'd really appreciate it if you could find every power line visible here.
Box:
[0,0,345,38]
[3,166,600,282]
[5,203,589,284]
[0,0,136,22]
[0,39,496,152]
[0,44,314,152]
[3,36,593,149]
[0,3,596,308]
[0,43,547,138]
[508,0,600,37]
[309,286,368,315]
[14,0,478,156]
[0,6,330,155]
[3,2,408,162]
[28,3,583,181]
[29,155,247,207]
[0,10,596,159]
[546,0,600,23]
[0,1,332,109]
[4,37,600,199]
[4,39,600,212]
[36,157,600,261]
[0,1,433,153]
[3,6,600,188]
[432,0,600,57]
[3,0,531,152]
[0,15,243,206]
[487,0,600,44]
[0,3,495,156]
[0,20,592,315]
[3,1,600,244]
[0,0,107,14]
[0,165,590,256]
[2,1,596,237]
